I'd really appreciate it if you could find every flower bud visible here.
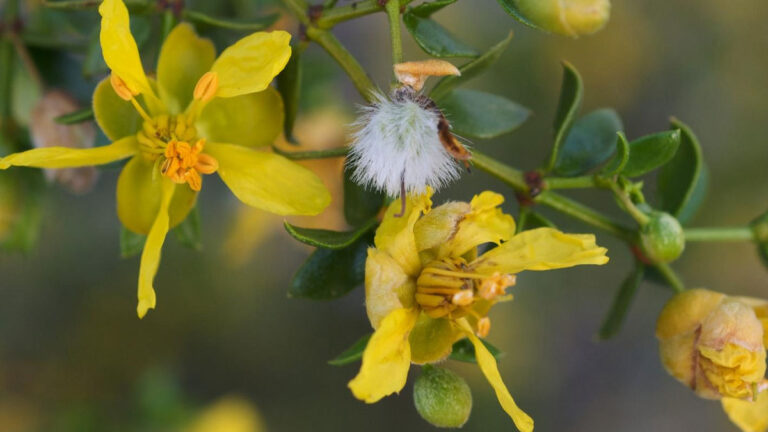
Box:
[640,211,685,263]
[656,289,767,400]
[413,365,472,428]
[514,0,610,37]
[30,90,98,194]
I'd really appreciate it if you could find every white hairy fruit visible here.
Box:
[347,88,461,197]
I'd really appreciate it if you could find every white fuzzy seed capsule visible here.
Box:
[347,87,462,197]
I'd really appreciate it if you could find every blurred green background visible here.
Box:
[1,0,767,430]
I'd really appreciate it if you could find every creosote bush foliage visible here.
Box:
[1,0,767,431]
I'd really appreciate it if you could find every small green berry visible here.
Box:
[640,211,685,263]
[413,365,472,428]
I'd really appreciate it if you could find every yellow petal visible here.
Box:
[98,0,151,96]
[416,191,515,261]
[0,136,136,169]
[157,23,216,113]
[205,142,330,216]
[365,248,416,329]
[409,314,460,364]
[116,156,198,234]
[375,191,433,277]
[92,77,143,141]
[723,391,768,432]
[210,31,292,98]
[457,318,534,432]
[136,178,174,318]
[473,227,608,275]
[349,308,419,403]
[197,87,284,147]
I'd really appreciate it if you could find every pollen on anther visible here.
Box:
[110,74,138,101]
[193,72,219,102]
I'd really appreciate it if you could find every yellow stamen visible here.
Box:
[477,317,491,338]
[452,289,474,306]
[159,138,218,191]
[193,72,219,102]
[110,73,137,101]
[110,73,152,123]
[478,273,516,300]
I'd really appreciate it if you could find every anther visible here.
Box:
[452,290,474,306]
[110,74,137,101]
[193,72,219,102]
[477,317,491,338]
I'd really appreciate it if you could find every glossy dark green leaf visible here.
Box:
[546,61,583,172]
[289,232,372,300]
[437,89,529,139]
[449,338,503,363]
[599,132,630,176]
[404,0,477,58]
[173,206,202,251]
[284,218,376,250]
[494,0,546,30]
[429,32,513,100]
[120,226,146,258]
[54,108,94,125]
[621,130,681,177]
[344,170,385,227]
[277,48,302,145]
[181,10,279,31]
[328,333,372,366]
[554,108,622,176]
[657,119,706,224]
[598,264,644,340]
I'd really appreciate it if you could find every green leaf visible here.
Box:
[276,47,302,145]
[554,108,622,176]
[284,218,376,250]
[0,169,45,252]
[328,333,372,366]
[180,10,279,31]
[546,61,583,172]
[404,0,478,58]
[437,89,529,139]
[449,338,503,363]
[120,226,146,258]
[429,32,513,100]
[495,0,547,30]
[621,130,681,177]
[173,206,202,251]
[657,119,707,224]
[599,132,630,176]
[54,108,94,125]
[344,170,385,227]
[598,264,644,340]
[289,232,372,300]
[517,209,555,233]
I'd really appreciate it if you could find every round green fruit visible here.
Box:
[640,211,685,263]
[413,365,472,428]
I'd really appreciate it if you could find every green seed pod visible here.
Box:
[514,0,611,38]
[413,365,472,428]
[640,211,685,263]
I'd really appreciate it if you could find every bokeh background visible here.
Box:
[1,0,767,430]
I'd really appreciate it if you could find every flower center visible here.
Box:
[415,257,516,328]
[137,114,218,191]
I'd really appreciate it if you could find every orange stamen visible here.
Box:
[160,138,218,191]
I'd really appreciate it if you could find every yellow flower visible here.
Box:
[0,0,330,318]
[348,189,609,431]
[656,289,768,432]
[184,396,265,432]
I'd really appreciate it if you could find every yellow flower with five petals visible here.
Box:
[349,189,609,431]
[0,0,330,318]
